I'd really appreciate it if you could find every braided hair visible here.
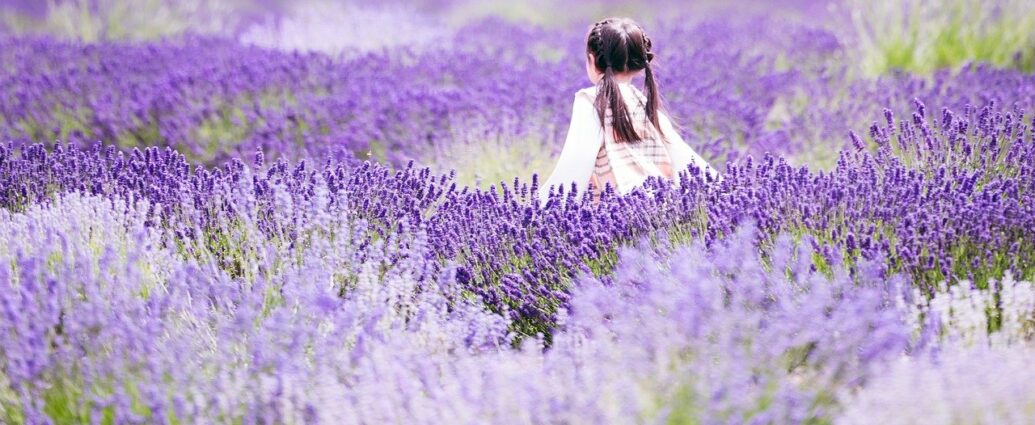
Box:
[586,17,665,144]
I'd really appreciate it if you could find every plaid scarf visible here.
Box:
[588,86,673,198]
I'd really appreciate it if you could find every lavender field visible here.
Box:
[2,0,1035,423]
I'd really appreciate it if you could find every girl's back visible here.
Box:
[581,83,674,196]
[538,19,716,204]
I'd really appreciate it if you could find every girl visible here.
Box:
[538,17,717,203]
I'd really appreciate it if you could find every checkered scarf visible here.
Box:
[588,87,673,198]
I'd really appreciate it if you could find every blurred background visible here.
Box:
[0,0,836,45]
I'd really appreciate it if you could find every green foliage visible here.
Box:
[848,0,1035,75]
[0,370,178,425]
[424,131,558,190]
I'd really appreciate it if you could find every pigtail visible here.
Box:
[643,62,665,141]
[594,66,613,124]
[597,66,638,144]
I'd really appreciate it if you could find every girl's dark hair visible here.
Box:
[586,17,664,144]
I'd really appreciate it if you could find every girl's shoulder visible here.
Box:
[575,86,598,101]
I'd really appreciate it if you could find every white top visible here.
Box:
[538,83,717,203]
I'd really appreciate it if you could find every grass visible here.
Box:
[423,130,558,190]
[847,0,1035,75]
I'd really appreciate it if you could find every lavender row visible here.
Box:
[2,101,1033,335]
[5,17,1034,171]
[0,26,581,166]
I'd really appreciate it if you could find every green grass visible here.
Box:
[1,366,178,425]
[848,0,1035,75]
[423,131,558,190]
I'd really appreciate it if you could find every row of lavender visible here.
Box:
[4,17,1034,173]
[2,95,1033,333]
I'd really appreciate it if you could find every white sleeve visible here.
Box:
[659,112,719,180]
[538,92,603,203]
